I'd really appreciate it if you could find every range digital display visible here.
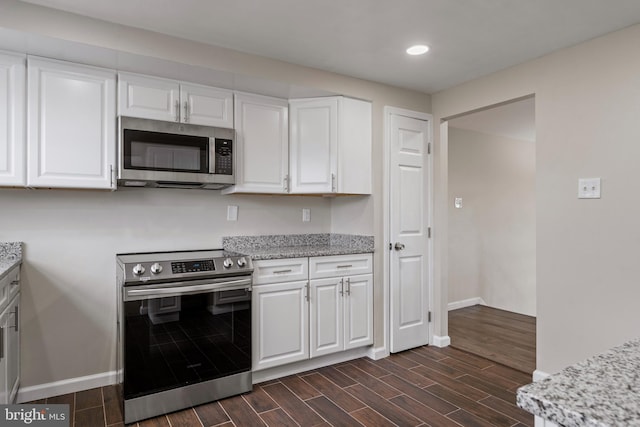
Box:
[171,259,215,274]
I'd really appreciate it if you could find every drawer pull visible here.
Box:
[337,264,353,268]
[10,280,19,286]
[273,269,293,274]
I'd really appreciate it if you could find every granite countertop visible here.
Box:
[0,242,23,280]
[517,338,640,426]
[223,233,374,260]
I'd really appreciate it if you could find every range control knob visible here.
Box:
[237,257,247,267]
[150,263,163,274]
[132,263,146,276]
[223,257,233,268]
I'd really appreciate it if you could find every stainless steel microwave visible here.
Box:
[117,116,235,190]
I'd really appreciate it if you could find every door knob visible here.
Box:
[394,242,405,250]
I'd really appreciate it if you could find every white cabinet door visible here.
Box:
[180,83,232,128]
[0,52,25,187]
[252,281,309,371]
[344,274,373,350]
[289,97,338,193]
[118,72,179,122]
[6,294,18,404]
[310,278,343,358]
[223,93,288,194]
[0,307,7,404]
[337,97,371,194]
[118,73,233,127]
[28,57,116,189]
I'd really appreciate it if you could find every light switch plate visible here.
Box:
[454,197,463,209]
[302,208,311,222]
[578,178,601,199]
[227,205,238,221]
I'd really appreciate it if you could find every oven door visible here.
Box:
[122,278,252,401]
[122,128,211,175]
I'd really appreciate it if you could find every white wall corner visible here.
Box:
[17,371,117,403]
[533,369,551,382]
[367,346,390,361]
[448,297,486,311]
[431,335,451,348]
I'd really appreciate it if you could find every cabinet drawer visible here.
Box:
[253,258,308,285]
[309,254,372,279]
[0,265,20,312]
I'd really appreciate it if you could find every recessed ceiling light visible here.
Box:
[406,44,430,55]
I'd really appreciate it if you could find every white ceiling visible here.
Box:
[19,0,640,94]
[449,97,536,142]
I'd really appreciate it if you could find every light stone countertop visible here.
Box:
[223,233,374,260]
[517,338,640,426]
[0,242,22,280]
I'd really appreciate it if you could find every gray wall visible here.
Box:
[433,23,640,374]
[448,127,536,316]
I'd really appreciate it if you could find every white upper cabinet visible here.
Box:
[289,96,371,194]
[180,83,233,127]
[223,93,289,194]
[27,57,116,189]
[118,73,233,128]
[0,52,26,187]
[117,72,179,122]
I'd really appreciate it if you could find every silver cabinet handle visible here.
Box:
[273,269,292,274]
[13,305,18,332]
[184,101,189,123]
[0,326,3,360]
[174,100,180,122]
[331,173,336,192]
[284,174,289,192]
[394,242,405,250]
[339,278,344,296]
[305,282,310,302]
[10,280,19,286]
[345,278,351,296]
[337,264,352,269]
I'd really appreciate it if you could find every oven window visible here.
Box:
[123,290,251,400]
[123,130,209,173]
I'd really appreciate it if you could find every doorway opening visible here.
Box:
[445,96,536,374]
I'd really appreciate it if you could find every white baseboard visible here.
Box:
[367,346,389,360]
[533,369,551,382]
[17,371,117,403]
[448,297,486,311]
[431,335,451,348]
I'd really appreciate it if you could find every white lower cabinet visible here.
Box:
[252,280,309,371]
[310,254,373,357]
[252,254,373,372]
[0,265,20,404]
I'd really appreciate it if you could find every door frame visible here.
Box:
[382,106,434,355]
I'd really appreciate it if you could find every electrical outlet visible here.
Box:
[302,208,311,222]
[454,197,463,209]
[227,205,238,221]
[578,178,601,199]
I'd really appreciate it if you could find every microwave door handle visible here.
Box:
[209,138,216,174]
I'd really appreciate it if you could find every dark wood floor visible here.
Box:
[449,305,536,375]
[30,345,534,426]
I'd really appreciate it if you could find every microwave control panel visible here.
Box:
[214,138,233,175]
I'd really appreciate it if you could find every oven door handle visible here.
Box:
[123,278,252,301]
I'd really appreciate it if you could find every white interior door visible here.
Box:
[390,113,430,353]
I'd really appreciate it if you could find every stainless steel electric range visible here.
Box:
[116,249,253,424]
